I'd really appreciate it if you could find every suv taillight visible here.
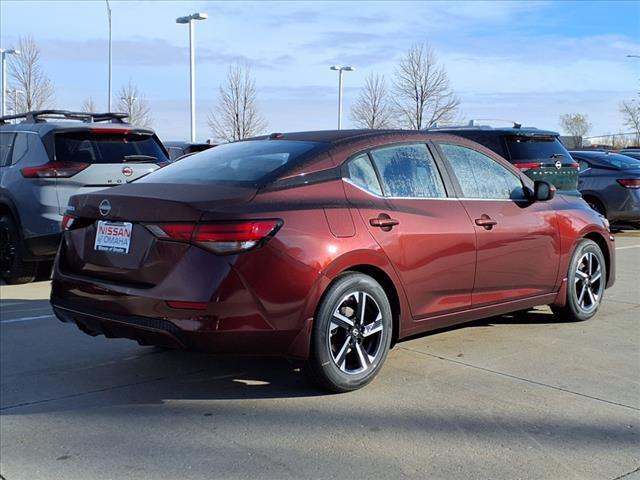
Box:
[61,214,76,230]
[145,220,282,254]
[21,162,89,178]
[617,179,640,189]
[513,162,542,171]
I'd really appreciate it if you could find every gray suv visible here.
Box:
[0,110,169,284]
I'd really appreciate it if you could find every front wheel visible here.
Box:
[307,273,392,392]
[552,239,606,322]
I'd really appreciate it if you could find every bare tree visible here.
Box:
[7,35,55,112]
[208,63,267,142]
[559,113,592,148]
[620,99,640,145]
[116,79,152,127]
[350,73,394,129]
[392,44,459,130]
[81,96,97,113]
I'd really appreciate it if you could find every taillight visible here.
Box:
[617,179,640,189]
[566,162,579,168]
[21,162,89,178]
[61,214,76,230]
[145,220,282,254]
[166,300,208,311]
[513,162,542,171]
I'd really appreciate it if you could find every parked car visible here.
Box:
[614,149,640,161]
[51,130,614,392]
[0,110,170,284]
[431,123,579,194]
[163,141,215,161]
[570,150,640,227]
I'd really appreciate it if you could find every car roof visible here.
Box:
[570,150,637,161]
[250,129,451,145]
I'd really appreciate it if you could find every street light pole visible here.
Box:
[106,0,112,112]
[1,48,20,117]
[330,65,354,130]
[177,12,208,142]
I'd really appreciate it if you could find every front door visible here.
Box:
[436,142,560,307]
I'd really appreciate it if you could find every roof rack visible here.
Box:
[0,110,129,125]
[430,119,524,130]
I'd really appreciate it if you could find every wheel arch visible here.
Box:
[582,231,611,286]
[339,264,402,347]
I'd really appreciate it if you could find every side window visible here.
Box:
[346,154,383,196]
[369,144,446,198]
[0,132,16,167]
[578,160,590,172]
[439,143,524,200]
[11,133,29,166]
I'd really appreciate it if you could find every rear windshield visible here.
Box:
[138,140,329,186]
[55,132,169,164]
[598,153,640,169]
[506,135,572,163]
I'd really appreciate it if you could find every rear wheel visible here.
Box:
[0,215,37,284]
[307,273,392,392]
[551,239,606,322]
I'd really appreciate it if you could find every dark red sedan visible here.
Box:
[51,130,615,392]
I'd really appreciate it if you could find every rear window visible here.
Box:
[138,140,328,186]
[55,132,168,164]
[506,135,572,163]
[599,153,640,169]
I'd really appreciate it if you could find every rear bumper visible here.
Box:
[51,296,304,355]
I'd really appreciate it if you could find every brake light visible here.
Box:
[145,220,282,254]
[166,300,208,311]
[89,127,133,134]
[617,179,640,189]
[566,162,579,168]
[21,162,89,178]
[61,214,76,230]
[513,162,542,171]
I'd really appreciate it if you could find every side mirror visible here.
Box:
[534,180,556,201]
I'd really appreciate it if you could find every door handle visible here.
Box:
[370,216,399,230]
[475,214,497,230]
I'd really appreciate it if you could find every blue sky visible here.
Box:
[1,0,639,141]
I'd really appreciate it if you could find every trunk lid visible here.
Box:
[61,183,257,285]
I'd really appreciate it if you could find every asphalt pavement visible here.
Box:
[1,232,639,480]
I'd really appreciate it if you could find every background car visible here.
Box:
[0,110,170,284]
[51,130,613,392]
[570,150,640,227]
[163,141,216,161]
[431,122,580,195]
[614,149,640,161]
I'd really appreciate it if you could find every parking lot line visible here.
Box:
[0,314,54,324]
[615,244,640,250]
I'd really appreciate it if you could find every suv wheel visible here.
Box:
[551,239,606,322]
[0,215,37,284]
[307,273,392,392]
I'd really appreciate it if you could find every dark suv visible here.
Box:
[431,123,579,194]
[0,110,169,284]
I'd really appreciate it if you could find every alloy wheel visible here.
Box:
[328,291,385,374]
[573,251,603,313]
[0,224,16,273]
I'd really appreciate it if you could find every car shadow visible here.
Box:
[0,301,584,416]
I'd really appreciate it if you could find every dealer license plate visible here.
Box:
[94,221,132,254]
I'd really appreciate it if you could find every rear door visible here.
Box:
[436,142,560,307]
[343,143,476,319]
[53,129,168,214]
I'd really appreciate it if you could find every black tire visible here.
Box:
[584,197,606,218]
[551,239,606,322]
[306,273,393,392]
[0,215,37,284]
